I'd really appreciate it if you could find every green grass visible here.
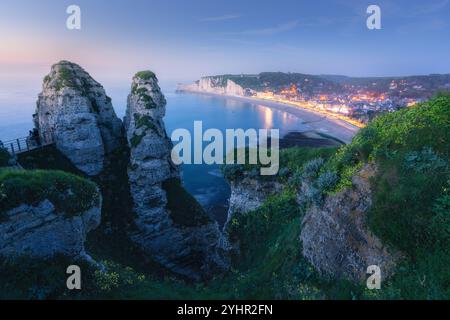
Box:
[320,95,450,299]
[135,71,156,81]
[222,146,338,182]
[323,96,450,256]
[0,169,100,217]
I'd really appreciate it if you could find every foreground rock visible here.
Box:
[225,176,283,230]
[0,199,101,259]
[300,164,401,282]
[125,71,229,280]
[34,61,123,176]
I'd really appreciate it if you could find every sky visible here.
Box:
[1,0,450,84]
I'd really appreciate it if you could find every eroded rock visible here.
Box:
[300,164,401,282]
[0,199,101,259]
[125,71,229,280]
[34,61,123,176]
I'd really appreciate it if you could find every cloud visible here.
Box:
[225,20,299,36]
[201,14,242,22]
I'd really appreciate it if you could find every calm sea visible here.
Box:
[0,81,307,224]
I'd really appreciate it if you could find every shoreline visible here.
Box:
[176,90,360,144]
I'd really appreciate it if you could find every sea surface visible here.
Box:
[0,80,308,224]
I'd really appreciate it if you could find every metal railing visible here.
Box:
[1,131,55,156]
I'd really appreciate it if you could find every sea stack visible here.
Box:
[33,61,123,176]
[124,71,230,280]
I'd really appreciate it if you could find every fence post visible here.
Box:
[17,139,21,151]
[10,143,15,156]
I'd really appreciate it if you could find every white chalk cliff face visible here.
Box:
[178,77,245,96]
[125,71,230,280]
[34,61,123,176]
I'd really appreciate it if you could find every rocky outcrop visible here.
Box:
[300,164,401,283]
[177,77,245,96]
[0,199,101,259]
[225,176,284,229]
[34,61,123,176]
[125,71,229,280]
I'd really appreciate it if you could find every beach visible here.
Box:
[176,90,360,144]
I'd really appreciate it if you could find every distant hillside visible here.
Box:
[185,72,450,98]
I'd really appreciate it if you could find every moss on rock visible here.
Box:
[0,169,100,218]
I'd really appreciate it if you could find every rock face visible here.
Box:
[225,176,284,229]
[0,199,101,259]
[125,71,229,280]
[177,76,245,96]
[34,61,123,176]
[300,164,401,282]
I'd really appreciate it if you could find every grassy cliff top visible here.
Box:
[0,169,100,218]
[134,71,157,81]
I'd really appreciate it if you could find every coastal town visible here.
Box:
[177,72,450,127]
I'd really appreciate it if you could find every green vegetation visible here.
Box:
[134,114,156,131]
[130,114,159,147]
[54,66,78,92]
[130,132,145,148]
[162,178,212,227]
[0,169,100,217]
[208,72,340,95]
[323,95,449,299]
[135,71,156,81]
[222,146,337,183]
[0,148,10,167]
[131,86,157,109]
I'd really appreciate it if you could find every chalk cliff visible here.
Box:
[34,61,123,176]
[125,71,230,280]
[225,175,283,230]
[177,76,245,96]
[300,164,401,282]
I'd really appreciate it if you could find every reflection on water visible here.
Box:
[164,93,308,220]
[260,105,273,129]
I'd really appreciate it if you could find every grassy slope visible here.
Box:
[0,169,99,218]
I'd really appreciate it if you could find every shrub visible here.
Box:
[278,167,291,178]
[301,157,324,179]
[316,171,339,193]
[0,169,100,217]
[404,147,447,173]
